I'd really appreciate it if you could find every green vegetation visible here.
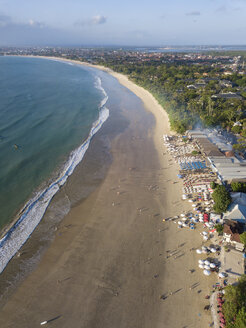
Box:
[231,125,243,134]
[215,223,224,235]
[239,232,246,248]
[212,185,231,213]
[210,181,218,190]
[231,182,246,193]
[233,139,246,152]
[98,60,246,133]
[223,275,246,328]
[191,150,200,155]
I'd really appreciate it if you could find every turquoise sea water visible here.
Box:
[0,57,109,272]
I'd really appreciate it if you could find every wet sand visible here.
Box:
[0,60,213,327]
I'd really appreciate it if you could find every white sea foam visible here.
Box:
[0,77,109,274]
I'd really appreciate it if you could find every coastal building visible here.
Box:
[223,220,245,251]
[219,80,233,88]
[211,92,242,100]
[208,156,246,183]
[224,204,246,224]
[187,129,246,183]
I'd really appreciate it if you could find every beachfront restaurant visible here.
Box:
[207,156,246,183]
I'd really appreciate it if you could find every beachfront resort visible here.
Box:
[163,130,246,327]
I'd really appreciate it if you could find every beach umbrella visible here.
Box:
[203,269,211,276]
[181,213,185,217]
[203,236,208,241]
[202,231,208,236]
[211,247,217,253]
[199,264,204,269]
[205,260,210,265]
[192,204,196,207]
[198,259,204,264]
[178,221,182,225]
[218,272,226,278]
[188,199,193,203]
[210,263,216,269]
[204,265,210,270]
[196,249,202,254]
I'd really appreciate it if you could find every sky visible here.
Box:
[0,0,246,46]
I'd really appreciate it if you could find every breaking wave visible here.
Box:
[0,76,109,274]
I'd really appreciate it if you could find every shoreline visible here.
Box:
[0,59,109,274]
[14,54,172,137]
[0,56,213,327]
[0,55,170,247]
[0,55,170,243]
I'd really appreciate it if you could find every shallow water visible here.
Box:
[0,57,104,229]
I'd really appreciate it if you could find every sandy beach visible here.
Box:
[0,57,214,327]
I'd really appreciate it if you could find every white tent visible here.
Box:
[203,269,211,276]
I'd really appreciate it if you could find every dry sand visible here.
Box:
[0,57,214,328]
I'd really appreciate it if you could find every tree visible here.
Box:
[210,181,217,190]
[233,143,246,152]
[231,182,246,193]
[234,307,246,328]
[215,224,224,235]
[212,185,231,213]
[239,231,246,248]
[232,125,243,134]
[223,275,246,328]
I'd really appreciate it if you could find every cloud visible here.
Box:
[75,15,107,27]
[0,13,45,29]
[186,11,201,16]
[91,15,107,25]
[28,19,45,28]
[216,5,227,13]
[0,13,12,27]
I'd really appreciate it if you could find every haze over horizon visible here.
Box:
[0,0,246,46]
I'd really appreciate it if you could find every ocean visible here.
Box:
[0,56,109,273]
